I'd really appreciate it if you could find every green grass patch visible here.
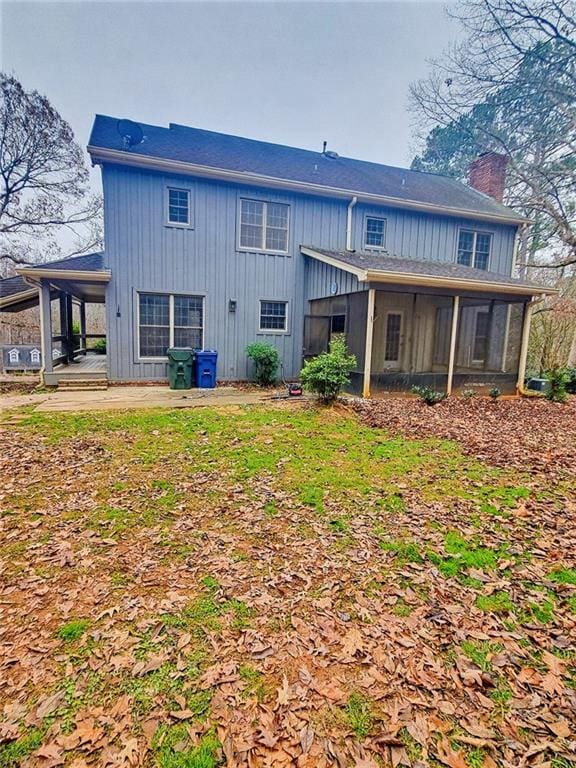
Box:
[152,724,221,768]
[379,538,422,564]
[344,692,374,739]
[0,728,45,768]
[57,619,89,643]
[548,567,576,586]
[461,640,503,672]
[475,591,514,614]
[239,665,268,702]
[428,530,506,579]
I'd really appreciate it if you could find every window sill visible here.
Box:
[238,247,290,256]
[257,330,290,336]
[164,222,194,230]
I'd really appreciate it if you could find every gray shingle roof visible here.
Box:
[28,252,106,272]
[0,274,30,300]
[302,246,553,293]
[89,115,524,223]
[1,253,105,302]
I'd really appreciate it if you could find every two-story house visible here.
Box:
[3,116,554,395]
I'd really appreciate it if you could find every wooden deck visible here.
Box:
[47,354,108,385]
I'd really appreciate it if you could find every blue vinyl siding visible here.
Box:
[102,165,518,381]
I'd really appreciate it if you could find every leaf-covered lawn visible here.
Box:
[0,402,575,768]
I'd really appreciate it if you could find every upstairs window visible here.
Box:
[457,230,492,270]
[167,188,190,225]
[364,217,386,249]
[239,199,289,253]
[259,300,288,332]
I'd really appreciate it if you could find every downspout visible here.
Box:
[346,196,358,252]
[516,294,546,396]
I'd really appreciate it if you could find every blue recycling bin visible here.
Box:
[194,349,218,388]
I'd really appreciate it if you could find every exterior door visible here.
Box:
[383,311,403,369]
[303,315,330,361]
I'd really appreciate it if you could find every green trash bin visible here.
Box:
[167,347,194,390]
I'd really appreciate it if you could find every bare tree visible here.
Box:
[410,0,576,268]
[0,73,102,275]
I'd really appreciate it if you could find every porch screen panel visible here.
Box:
[174,296,203,349]
[139,294,170,358]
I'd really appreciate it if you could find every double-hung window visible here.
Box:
[138,293,203,358]
[239,199,289,253]
[457,230,492,270]
[167,188,191,226]
[259,300,288,332]
[364,217,386,249]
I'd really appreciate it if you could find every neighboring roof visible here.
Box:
[88,115,527,225]
[21,251,106,273]
[1,274,30,301]
[301,246,556,297]
[1,253,107,310]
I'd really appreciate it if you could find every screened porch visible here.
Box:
[306,288,528,397]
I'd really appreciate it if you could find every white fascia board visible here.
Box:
[17,267,111,283]
[0,287,38,308]
[88,146,529,226]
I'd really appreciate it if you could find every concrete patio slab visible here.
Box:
[1,386,272,414]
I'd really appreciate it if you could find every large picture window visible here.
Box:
[239,199,289,253]
[138,293,203,358]
[457,230,492,270]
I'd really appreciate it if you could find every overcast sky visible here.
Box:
[1,1,459,192]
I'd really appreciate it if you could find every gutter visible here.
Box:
[0,287,38,309]
[346,196,357,251]
[17,267,111,283]
[88,146,529,227]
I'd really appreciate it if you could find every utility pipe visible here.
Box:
[345,196,358,252]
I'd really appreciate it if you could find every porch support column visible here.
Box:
[65,293,74,362]
[362,288,376,398]
[79,300,87,356]
[516,299,535,392]
[447,295,460,396]
[39,280,53,377]
[58,293,68,363]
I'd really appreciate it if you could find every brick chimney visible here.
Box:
[468,152,508,202]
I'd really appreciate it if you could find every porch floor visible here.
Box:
[49,354,107,383]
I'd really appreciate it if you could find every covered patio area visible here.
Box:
[2,252,110,386]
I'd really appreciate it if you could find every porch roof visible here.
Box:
[2,252,109,311]
[301,246,557,297]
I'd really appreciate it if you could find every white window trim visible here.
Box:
[237,198,290,254]
[258,299,289,334]
[363,215,387,251]
[456,228,493,270]
[136,292,205,361]
[165,187,193,228]
[383,310,404,367]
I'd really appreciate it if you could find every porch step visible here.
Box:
[57,379,108,391]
